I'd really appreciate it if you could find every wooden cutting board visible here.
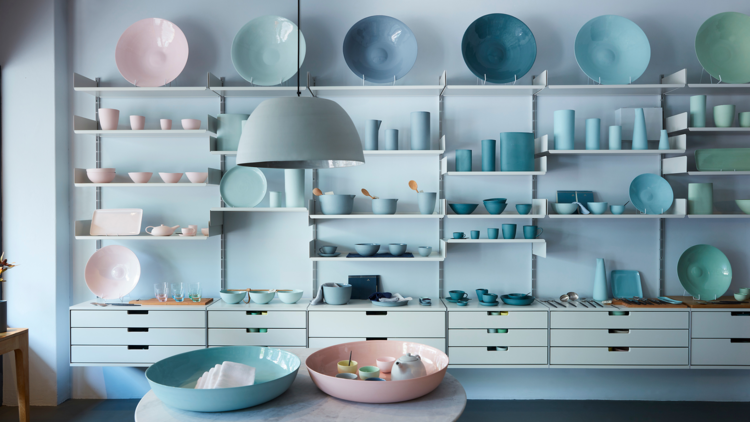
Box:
[129,298,214,306]
[671,296,750,309]
[611,299,687,308]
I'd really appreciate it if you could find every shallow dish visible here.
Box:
[306,341,448,403]
[277,289,304,304]
[185,172,208,183]
[695,12,750,84]
[220,290,246,304]
[128,172,152,183]
[500,294,534,306]
[695,148,750,172]
[629,173,673,215]
[462,14,536,84]
[554,203,578,215]
[611,270,643,298]
[449,203,479,215]
[372,300,408,307]
[84,245,141,299]
[146,346,299,412]
[115,18,188,87]
[220,166,267,208]
[90,208,143,236]
[249,290,275,304]
[478,301,499,306]
[736,200,750,215]
[232,16,306,86]
[343,15,417,83]
[317,252,342,257]
[677,244,732,299]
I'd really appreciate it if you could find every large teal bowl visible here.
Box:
[695,12,750,84]
[343,16,418,83]
[146,346,300,412]
[449,203,479,215]
[483,200,508,215]
[677,245,732,299]
[575,15,650,84]
[629,173,673,215]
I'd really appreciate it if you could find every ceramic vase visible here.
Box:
[609,126,622,150]
[500,132,535,171]
[632,108,648,150]
[418,192,437,215]
[284,169,305,208]
[658,130,670,150]
[688,183,713,215]
[481,139,496,171]
[553,110,575,150]
[410,112,430,150]
[365,120,382,150]
[0,300,6,333]
[593,259,608,301]
[269,191,281,208]
[385,129,399,150]
[217,114,250,151]
[456,150,472,172]
[690,95,706,128]
[585,118,601,150]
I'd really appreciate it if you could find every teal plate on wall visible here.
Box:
[677,245,732,299]
[695,12,750,84]
[629,173,673,215]
[220,166,267,208]
[695,148,750,172]
[610,270,643,298]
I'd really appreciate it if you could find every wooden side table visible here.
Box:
[0,328,29,422]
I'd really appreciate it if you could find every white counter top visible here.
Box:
[308,299,445,312]
[208,298,310,311]
[442,298,548,311]
[70,300,212,311]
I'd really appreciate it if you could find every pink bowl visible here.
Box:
[159,172,183,183]
[306,341,448,403]
[181,119,201,130]
[128,172,153,183]
[376,356,396,373]
[185,172,208,183]
[87,168,115,173]
[201,228,209,236]
[99,108,120,130]
[115,18,189,87]
[86,169,116,183]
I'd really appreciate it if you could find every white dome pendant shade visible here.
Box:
[236,97,365,169]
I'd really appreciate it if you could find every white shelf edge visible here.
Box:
[74,220,222,239]
[549,199,687,218]
[73,114,217,137]
[211,207,308,213]
[687,214,750,218]
[310,213,444,219]
[73,168,221,186]
[309,239,446,262]
[444,214,545,219]
[444,239,545,243]
[364,150,444,156]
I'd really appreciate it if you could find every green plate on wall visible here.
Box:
[695,148,750,171]
[695,12,750,84]
[677,245,732,299]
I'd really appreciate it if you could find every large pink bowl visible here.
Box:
[85,245,141,299]
[115,18,189,87]
[306,341,449,403]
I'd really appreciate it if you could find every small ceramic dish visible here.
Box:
[318,252,342,257]
[610,205,625,215]
[87,169,116,183]
[185,172,208,183]
[418,246,432,257]
[515,204,533,215]
[249,290,276,304]
[554,203,578,215]
[159,172,183,183]
[337,360,358,374]
[128,172,153,183]
[457,300,469,306]
[336,373,358,380]
[587,202,608,215]
[376,357,396,373]
[354,244,380,257]
[219,290,246,304]
[734,293,748,301]
[181,119,201,130]
[277,289,304,304]
[358,366,380,380]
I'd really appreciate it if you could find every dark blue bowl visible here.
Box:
[343,15,418,83]
[449,203,479,215]
[484,201,508,215]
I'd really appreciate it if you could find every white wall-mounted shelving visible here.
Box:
[669,83,750,96]
[74,211,224,240]
[364,135,446,156]
[73,73,218,98]
[687,214,750,219]
[74,168,221,187]
[442,135,548,176]
[210,207,308,213]
[663,157,750,176]
[667,112,750,136]
[309,240,447,262]
[539,135,687,156]
[207,72,304,97]
[548,199,687,219]
[445,238,546,258]
[74,115,217,138]
[536,69,685,97]
[442,70,545,97]
[310,199,446,220]
[446,199,547,219]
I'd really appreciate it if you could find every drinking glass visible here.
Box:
[155,282,169,302]
[189,282,202,303]
[171,282,185,302]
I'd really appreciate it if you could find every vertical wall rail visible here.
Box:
[95,77,102,250]
[530,91,538,295]
[659,82,666,296]
[219,77,226,290]
[312,169,318,296]
[438,82,445,298]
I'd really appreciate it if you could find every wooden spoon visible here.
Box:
[408,180,419,193]
[313,188,324,196]
[361,188,374,199]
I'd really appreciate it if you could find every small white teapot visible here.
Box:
[145,224,180,236]
[390,353,427,381]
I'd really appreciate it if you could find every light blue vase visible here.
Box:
[609,126,622,150]
[481,139,496,171]
[456,150,472,172]
[500,132,534,171]
[284,169,305,208]
[585,118,601,150]
[385,129,399,150]
[658,129,670,150]
[410,111,430,150]
[690,95,706,128]
[553,110,575,150]
[632,108,648,150]
[593,259,608,301]
[365,120,382,150]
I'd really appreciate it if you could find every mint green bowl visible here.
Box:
[736,200,750,214]
[249,291,275,304]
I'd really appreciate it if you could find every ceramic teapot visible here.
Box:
[391,353,427,381]
[145,224,180,236]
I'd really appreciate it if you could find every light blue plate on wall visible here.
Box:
[610,270,643,298]
[220,166,267,208]
[574,15,650,84]
[629,173,673,215]
[343,15,418,83]
[677,245,732,299]
[231,16,306,86]
[146,346,300,412]
[462,14,537,84]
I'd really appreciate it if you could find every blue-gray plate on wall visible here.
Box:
[220,166,267,208]
[574,15,650,84]
[628,173,673,215]
[343,15,418,83]
[461,14,537,84]
[677,245,732,299]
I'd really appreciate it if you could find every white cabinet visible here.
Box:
[207,300,308,348]
[691,310,750,368]
[308,337,446,352]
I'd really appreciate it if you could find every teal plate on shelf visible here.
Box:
[317,252,341,257]
[478,301,499,306]
[371,300,409,307]
[445,298,472,303]
[695,12,750,84]
[629,173,673,215]
[611,270,643,298]
[678,244,732,299]
[220,166,267,208]
[695,148,750,172]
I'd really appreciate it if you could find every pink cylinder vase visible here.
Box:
[130,115,146,130]
[99,108,120,130]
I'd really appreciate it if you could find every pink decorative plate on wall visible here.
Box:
[115,18,189,87]
[85,245,141,299]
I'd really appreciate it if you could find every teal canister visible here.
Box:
[481,139,496,171]
[217,114,250,151]
[365,120,382,150]
[418,192,437,215]
[385,129,399,150]
[690,95,706,128]
[284,169,305,208]
[553,110,575,150]
[688,183,713,215]
[739,112,750,128]
[500,132,534,171]
[456,149,472,172]
[609,125,622,150]
[585,118,601,150]
[592,259,608,301]
[410,111,430,150]
[631,108,648,150]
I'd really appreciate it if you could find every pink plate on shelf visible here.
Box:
[85,245,141,299]
[90,209,143,236]
[306,340,449,403]
[115,18,189,87]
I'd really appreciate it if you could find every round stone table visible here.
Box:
[135,348,466,422]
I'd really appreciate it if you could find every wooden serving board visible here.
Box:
[672,296,750,309]
[611,299,687,308]
[129,298,214,306]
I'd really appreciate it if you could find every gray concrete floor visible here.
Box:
[0,399,746,421]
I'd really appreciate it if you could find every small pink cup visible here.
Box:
[160,119,172,130]
[181,227,196,236]
[376,356,396,373]
[99,108,120,130]
[181,119,201,130]
[201,228,209,236]
[130,115,145,130]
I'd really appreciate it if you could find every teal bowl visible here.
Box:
[146,346,300,412]
[277,289,304,304]
[735,200,750,215]
[220,290,246,304]
[588,202,608,215]
[388,243,408,256]
[483,200,508,215]
[249,291,275,304]
[677,244,732,299]
[355,243,380,257]
[449,203,479,215]
[483,198,507,203]
[500,294,535,306]
[515,204,532,215]
[610,205,625,215]
[554,203,578,215]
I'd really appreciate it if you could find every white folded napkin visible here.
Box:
[573,202,591,215]
[195,361,256,389]
[379,293,412,302]
[310,282,342,305]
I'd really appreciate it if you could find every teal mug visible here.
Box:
[453,232,467,239]
[470,230,480,239]
[482,293,498,303]
[449,290,468,300]
[487,228,499,239]
[523,225,543,239]
[476,288,488,301]
[502,224,517,239]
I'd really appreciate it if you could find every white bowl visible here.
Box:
[159,172,183,183]
[87,169,116,183]
[185,172,208,183]
[181,119,201,130]
[128,172,153,183]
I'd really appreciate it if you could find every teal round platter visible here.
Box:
[677,245,732,299]
[343,15,418,83]
[500,294,534,306]
[231,16,306,86]
[629,173,673,215]
[220,166,267,208]
[146,346,300,412]
[371,300,409,307]
[695,12,750,84]
[574,15,650,84]
[462,14,536,84]
[478,301,499,306]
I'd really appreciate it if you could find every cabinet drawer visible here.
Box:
[209,311,306,329]
[692,312,750,339]
[309,311,444,338]
[71,345,204,364]
[449,311,547,329]
[308,337,445,353]
[449,329,547,347]
[551,311,687,329]
[71,310,205,328]
[692,339,750,366]
[71,328,205,346]
[448,347,547,365]
[550,347,688,366]
[209,329,306,347]
[551,329,688,347]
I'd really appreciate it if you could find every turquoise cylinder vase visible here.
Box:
[688,183,713,215]
[365,119,382,150]
[553,110,575,150]
[410,111,430,150]
[481,139,496,171]
[456,149,472,172]
[284,169,305,208]
[690,95,706,128]
[631,108,648,150]
[385,129,399,150]
[609,125,622,150]
[593,258,608,301]
[585,118,601,150]
[500,132,534,171]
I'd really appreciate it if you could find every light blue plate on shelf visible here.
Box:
[146,346,300,412]
[611,270,643,298]
[220,166,267,208]
[574,15,650,84]
[629,173,673,215]
[461,14,536,84]
[231,16,306,86]
[343,15,417,83]
[677,245,732,299]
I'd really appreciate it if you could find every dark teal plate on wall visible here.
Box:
[461,14,537,84]
[677,245,732,299]
[695,148,750,171]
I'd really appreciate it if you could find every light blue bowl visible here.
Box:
[515,204,532,215]
[146,346,300,412]
[574,15,650,85]
[372,198,398,215]
[277,289,304,304]
[418,246,432,257]
[319,194,355,215]
[587,202,608,215]
[323,284,352,305]
[220,290,246,304]
[554,203,578,215]
[629,174,674,215]
[449,203,479,215]
[389,243,407,256]
[354,243,380,256]
[610,205,625,215]
[484,201,508,215]
[343,16,417,83]
[462,14,537,84]
[249,291,275,304]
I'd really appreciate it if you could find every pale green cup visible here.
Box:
[714,105,736,127]
[739,112,750,128]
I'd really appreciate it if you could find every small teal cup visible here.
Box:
[449,290,468,300]
[502,224,517,239]
[609,125,622,150]
[516,204,532,215]
[476,289,488,301]
[453,232,467,239]
[523,225,543,239]
[456,149,472,171]
[418,192,437,215]
[610,205,625,215]
[470,230,480,239]
[488,228,499,239]
[418,246,432,257]
[483,293,498,303]
[319,246,337,254]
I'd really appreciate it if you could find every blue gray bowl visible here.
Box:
[610,205,625,215]
[389,243,407,256]
[418,246,432,257]
[220,290,246,304]
[483,200,508,215]
[146,346,300,412]
[355,243,380,256]
[372,198,398,215]
[587,202,608,215]
[449,203,479,215]
[323,284,352,305]
[343,15,418,83]
[515,204,533,215]
[554,203,578,215]
[319,194,355,215]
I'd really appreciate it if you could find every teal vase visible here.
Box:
[284,169,305,208]
[593,259,608,301]
[658,129,670,150]
[500,132,535,171]
[632,108,648,150]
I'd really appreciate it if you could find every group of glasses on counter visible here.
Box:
[154,282,202,303]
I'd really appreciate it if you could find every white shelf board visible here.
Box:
[662,157,750,176]
[73,73,216,98]
[74,168,220,187]
[445,213,545,219]
[549,199,686,218]
[211,207,308,213]
[210,86,302,97]
[444,239,545,244]
[364,150,444,156]
[210,151,237,156]
[687,171,750,176]
[311,85,443,97]
[536,69,685,97]
[442,84,543,97]
[307,299,446,312]
[674,83,750,96]
[310,213,443,220]
[310,240,446,262]
[546,149,685,156]
[687,214,750,218]
[667,112,750,135]
[74,219,222,240]
[74,115,217,137]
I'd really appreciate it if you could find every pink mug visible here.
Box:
[160,119,172,130]
[181,227,196,236]
[99,108,120,130]
[130,115,146,130]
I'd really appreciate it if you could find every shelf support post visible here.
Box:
[95,77,102,251]
[219,77,226,289]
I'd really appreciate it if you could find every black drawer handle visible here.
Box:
[245,329,268,333]
[608,347,630,352]
[366,338,387,341]
[246,311,266,316]
[128,310,148,315]
[486,347,508,352]
[366,311,387,316]
[127,328,148,332]
[609,311,629,316]
[127,345,149,350]
[608,329,629,334]
[731,312,750,316]
[730,339,750,343]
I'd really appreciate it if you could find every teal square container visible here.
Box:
[500,132,534,171]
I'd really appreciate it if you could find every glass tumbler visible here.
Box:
[155,282,169,302]
[189,282,202,303]
[171,282,185,302]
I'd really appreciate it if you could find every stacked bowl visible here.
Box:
[87,168,116,183]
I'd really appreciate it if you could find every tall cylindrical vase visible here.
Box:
[592,259,608,301]
[690,95,707,128]
[632,108,648,150]
[456,150,472,172]
[609,125,622,150]
[500,132,535,171]
[365,120,382,150]
[553,110,575,150]
[481,139,496,171]
[688,183,713,215]
[284,169,305,208]
[585,118,601,150]
[410,111,430,150]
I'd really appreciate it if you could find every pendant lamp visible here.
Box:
[236,1,364,169]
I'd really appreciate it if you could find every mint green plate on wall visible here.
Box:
[220,166,267,208]
[695,12,750,84]
[677,245,732,299]
[695,148,750,171]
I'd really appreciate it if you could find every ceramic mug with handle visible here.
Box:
[453,232,467,239]
[523,225,543,239]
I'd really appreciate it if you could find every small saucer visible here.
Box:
[479,301,500,306]
[318,252,341,257]
[445,298,471,303]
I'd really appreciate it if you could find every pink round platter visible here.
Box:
[84,245,141,299]
[306,340,449,403]
[115,18,189,87]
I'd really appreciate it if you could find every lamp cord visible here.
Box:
[297,0,301,97]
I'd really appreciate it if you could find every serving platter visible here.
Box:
[115,18,189,87]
